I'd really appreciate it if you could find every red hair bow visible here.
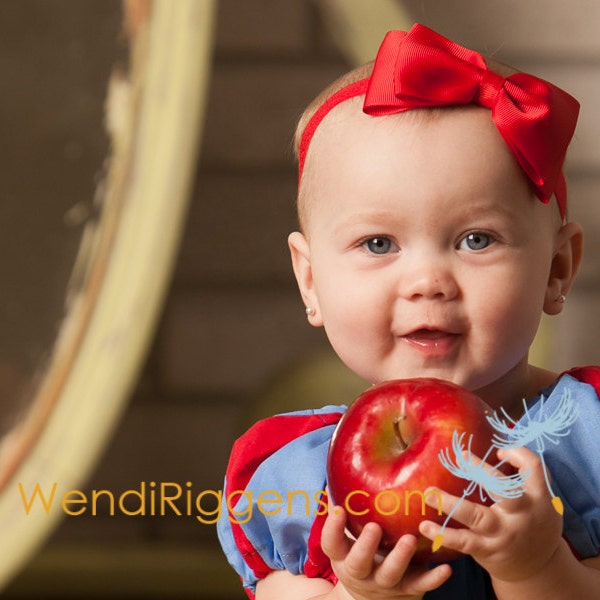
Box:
[363,24,580,218]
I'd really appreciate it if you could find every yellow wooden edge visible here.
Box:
[0,0,216,589]
[317,0,412,65]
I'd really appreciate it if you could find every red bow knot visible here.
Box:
[363,24,580,217]
[476,69,506,108]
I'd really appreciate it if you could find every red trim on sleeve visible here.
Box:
[304,491,338,585]
[563,366,600,397]
[559,366,600,561]
[224,411,343,582]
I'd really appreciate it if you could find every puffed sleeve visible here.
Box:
[216,405,345,598]
[525,371,600,559]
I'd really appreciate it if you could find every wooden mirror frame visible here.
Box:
[0,0,216,588]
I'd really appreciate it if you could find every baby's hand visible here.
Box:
[321,506,451,600]
[419,446,563,583]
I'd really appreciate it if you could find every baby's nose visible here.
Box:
[399,258,459,301]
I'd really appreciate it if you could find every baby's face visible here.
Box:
[291,103,563,396]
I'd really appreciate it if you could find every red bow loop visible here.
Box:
[366,28,490,114]
[493,72,578,203]
[395,28,488,108]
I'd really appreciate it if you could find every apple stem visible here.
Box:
[393,416,408,451]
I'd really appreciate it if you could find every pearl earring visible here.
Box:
[305,307,315,316]
[556,294,566,304]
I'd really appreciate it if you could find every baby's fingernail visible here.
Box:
[398,534,417,548]
[424,488,442,506]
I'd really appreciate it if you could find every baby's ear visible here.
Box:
[544,221,584,315]
[288,231,323,327]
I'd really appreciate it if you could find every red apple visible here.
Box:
[327,378,501,563]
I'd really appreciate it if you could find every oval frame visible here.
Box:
[0,0,216,588]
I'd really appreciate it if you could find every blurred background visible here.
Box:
[1,0,598,598]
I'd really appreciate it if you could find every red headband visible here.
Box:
[298,24,580,218]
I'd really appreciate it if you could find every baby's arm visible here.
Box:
[492,540,600,599]
[255,570,335,599]
[256,506,451,600]
[419,446,600,599]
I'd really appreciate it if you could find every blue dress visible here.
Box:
[217,368,600,599]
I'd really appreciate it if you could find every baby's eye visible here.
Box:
[459,232,493,251]
[362,236,395,255]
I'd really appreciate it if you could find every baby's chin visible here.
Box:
[366,367,495,395]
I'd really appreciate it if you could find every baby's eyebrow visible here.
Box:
[331,210,404,232]
[454,200,526,224]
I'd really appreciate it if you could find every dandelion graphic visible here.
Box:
[487,388,578,515]
[431,431,530,552]
[432,387,578,552]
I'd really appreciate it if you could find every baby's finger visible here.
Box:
[460,449,498,472]
[424,487,469,522]
[496,446,538,483]
[321,506,352,562]
[419,518,474,555]
[423,488,493,535]
[494,446,548,508]
[498,446,569,520]
[374,534,417,588]
[402,561,453,595]
[376,535,453,593]
[343,522,384,580]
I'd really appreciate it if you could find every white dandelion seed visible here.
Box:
[487,388,578,514]
[439,431,529,501]
[432,431,530,552]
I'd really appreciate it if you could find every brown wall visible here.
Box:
[5,1,600,598]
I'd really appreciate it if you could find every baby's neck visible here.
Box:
[475,363,557,420]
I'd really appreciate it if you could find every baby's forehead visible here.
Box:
[307,96,371,145]
[304,101,495,172]
[300,103,490,220]
[311,99,474,145]
[300,102,563,232]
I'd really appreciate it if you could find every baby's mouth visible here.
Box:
[406,328,452,340]
[400,328,460,353]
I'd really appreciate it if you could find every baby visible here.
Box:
[218,24,600,600]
